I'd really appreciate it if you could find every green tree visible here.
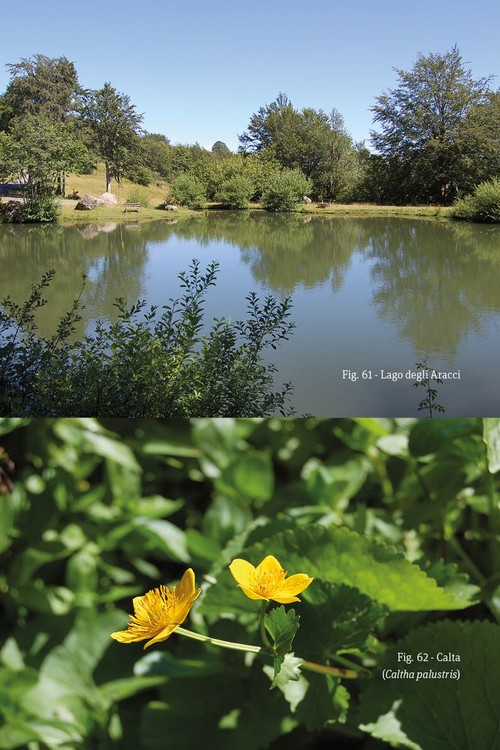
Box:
[239,94,360,199]
[171,173,207,209]
[217,174,254,208]
[212,140,232,156]
[80,83,143,192]
[1,113,88,220]
[0,54,80,131]
[261,168,312,212]
[139,132,173,179]
[370,47,494,204]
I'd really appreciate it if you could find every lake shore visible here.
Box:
[54,201,451,225]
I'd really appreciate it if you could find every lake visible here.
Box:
[1,213,500,416]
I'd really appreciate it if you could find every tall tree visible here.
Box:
[370,47,493,203]
[0,54,80,131]
[239,94,360,199]
[1,113,88,200]
[80,83,143,192]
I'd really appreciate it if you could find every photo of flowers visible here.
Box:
[1,417,498,749]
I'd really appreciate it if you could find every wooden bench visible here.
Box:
[123,202,140,212]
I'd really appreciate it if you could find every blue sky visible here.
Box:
[1,0,498,150]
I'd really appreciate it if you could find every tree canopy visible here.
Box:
[370,46,497,203]
[0,54,80,130]
[239,94,362,200]
[80,83,144,192]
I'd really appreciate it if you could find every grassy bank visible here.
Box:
[3,164,453,224]
[60,200,451,224]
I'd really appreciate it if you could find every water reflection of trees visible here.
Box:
[0,222,152,336]
[3,216,500,356]
[172,213,368,294]
[367,220,500,355]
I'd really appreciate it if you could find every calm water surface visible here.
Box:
[2,213,500,415]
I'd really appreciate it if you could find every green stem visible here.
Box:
[302,660,361,680]
[175,627,262,654]
[259,601,272,649]
[175,627,366,680]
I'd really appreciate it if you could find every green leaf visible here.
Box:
[217,451,274,501]
[132,517,189,562]
[0,492,15,553]
[302,454,371,506]
[417,560,480,609]
[141,666,296,750]
[52,420,141,472]
[265,606,300,658]
[357,620,500,750]
[132,496,184,518]
[201,526,478,615]
[267,652,304,691]
[408,419,480,457]
[483,418,500,472]
[264,606,300,682]
[296,673,350,731]
[296,582,387,661]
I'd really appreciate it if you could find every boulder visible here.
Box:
[98,192,118,205]
[164,204,178,211]
[75,194,99,210]
[303,195,312,204]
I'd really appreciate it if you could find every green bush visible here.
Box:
[261,168,312,212]
[126,187,150,207]
[0,262,295,416]
[22,193,60,223]
[171,173,207,209]
[451,178,500,222]
[216,174,254,208]
[126,164,155,186]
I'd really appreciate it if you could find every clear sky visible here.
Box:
[1,0,498,150]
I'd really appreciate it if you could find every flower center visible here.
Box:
[255,568,285,596]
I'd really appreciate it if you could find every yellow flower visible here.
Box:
[110,568,201,649]
[229,555,313,604]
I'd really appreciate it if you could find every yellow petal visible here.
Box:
[229,558,257,589]
[275,573,313,601]
[238,584,269,601]
[110,628,142,644]
[175,568,196,600]
[256,555,284,578]
[143,623,178,649]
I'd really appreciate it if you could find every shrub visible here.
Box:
[171,173,207,209]
[217,175,254,208]
[451,178,500,223]
[261,169,312,212]
[22,193,60,223]
[0,262,295,417]
[126,187,150,207]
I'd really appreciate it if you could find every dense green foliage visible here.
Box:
[0,417,499,749]
[451,178,500,223]
[239,94,363,200]
[216,174,255,208]
[369,47,499,204]
[261,168,312,212]
[0,262,294,417]
[170,173,207,209]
